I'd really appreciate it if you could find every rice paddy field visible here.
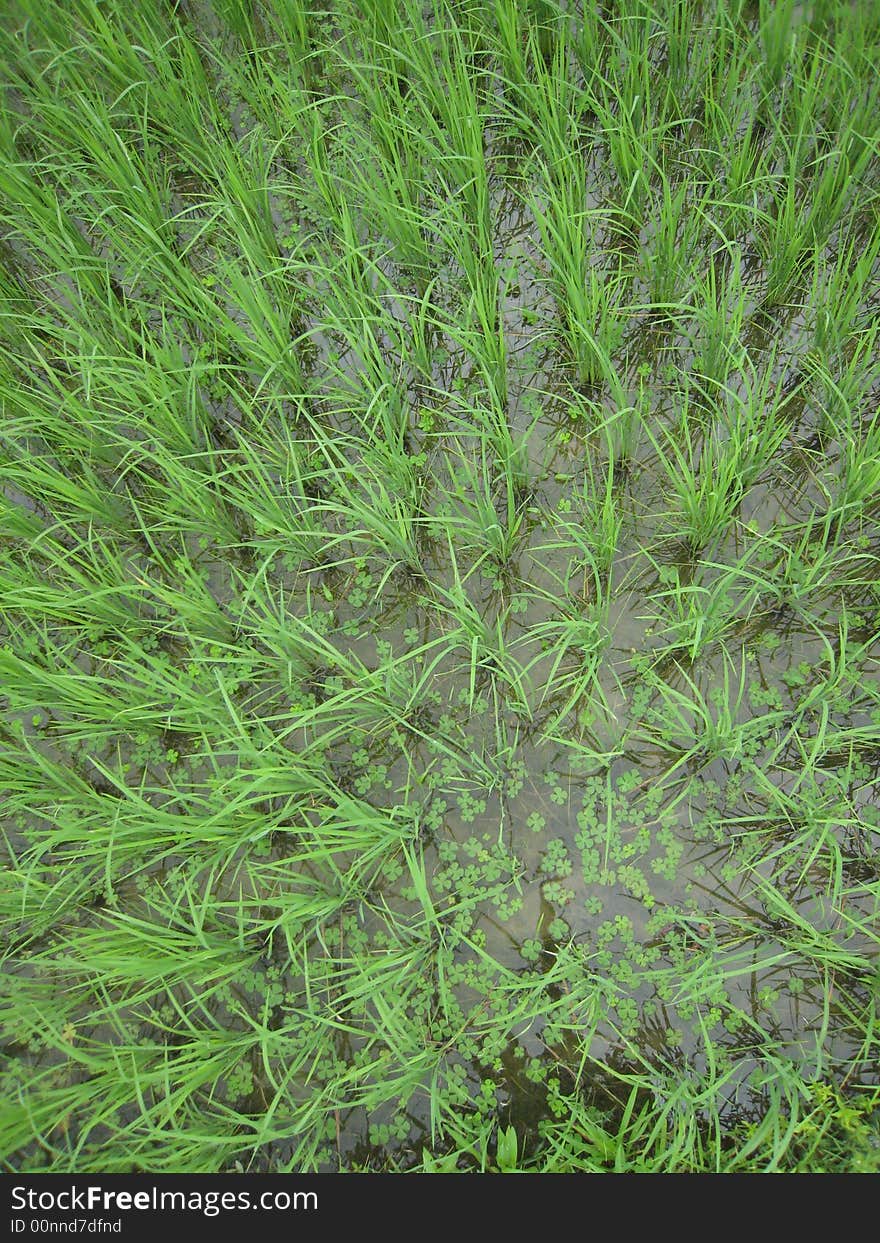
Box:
[1,0,879,1173]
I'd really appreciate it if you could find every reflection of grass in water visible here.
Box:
[1,0,879,1173]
